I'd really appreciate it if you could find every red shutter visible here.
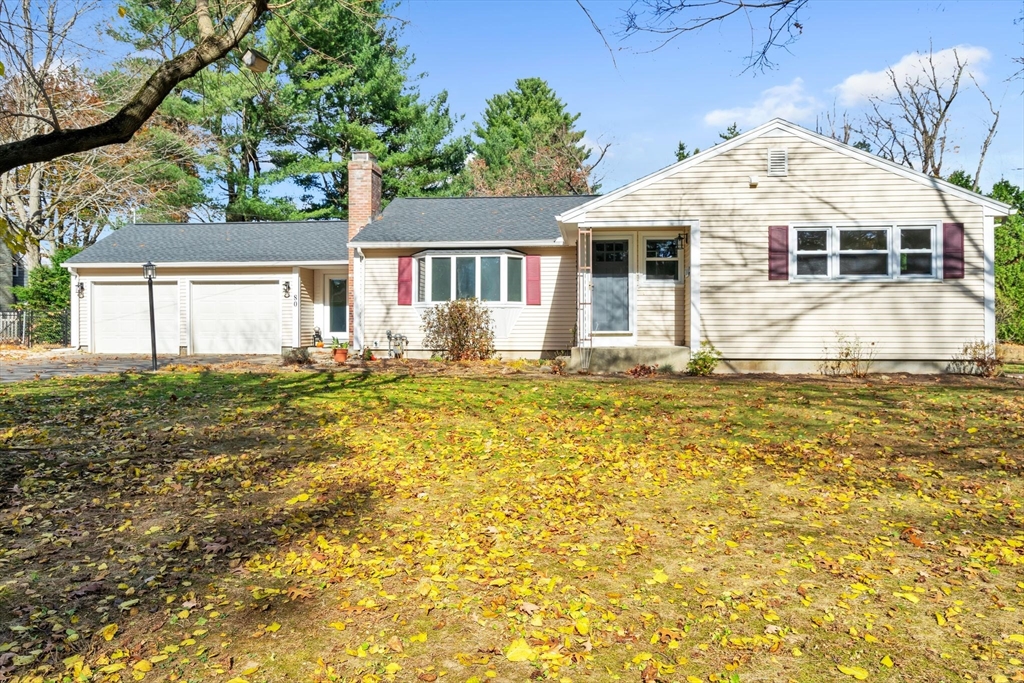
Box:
[768,226,789,280]
[397,256,412,305]
[942,222,965,279]
[526,255,541,305]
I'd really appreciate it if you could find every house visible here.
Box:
[0,243,26,308]
[65,120,1013,372]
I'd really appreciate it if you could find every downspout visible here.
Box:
[354,248,365,351]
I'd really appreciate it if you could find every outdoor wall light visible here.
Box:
[675,233,689,250]
[75,282,85,298]
[283,281,291,298]
[749,175,760,188]
[242,48,271,73]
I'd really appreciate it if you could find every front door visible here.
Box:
[326,277,347,338]
[593,239,630,332]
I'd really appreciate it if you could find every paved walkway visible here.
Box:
[0,350,280,382]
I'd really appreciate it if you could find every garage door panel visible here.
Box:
[192,282,280,354]
[93,283,178,354]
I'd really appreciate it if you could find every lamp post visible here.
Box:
[142,261,157,371]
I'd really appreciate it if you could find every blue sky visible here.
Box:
[394,0,1024,193]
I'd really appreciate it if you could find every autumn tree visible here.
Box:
[464,78,605,196]
[0,64,205,267]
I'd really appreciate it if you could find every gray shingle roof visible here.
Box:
[65,221,349,264]
[350,196,596,244]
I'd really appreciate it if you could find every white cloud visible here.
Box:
[703,78,819,128]
[834,45,990,106]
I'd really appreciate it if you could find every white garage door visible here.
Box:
[191,282,280,354]
[93,283,179,354]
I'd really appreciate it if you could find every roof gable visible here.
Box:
[556,119,1012,224]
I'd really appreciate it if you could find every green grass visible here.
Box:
[1,369,1023,683]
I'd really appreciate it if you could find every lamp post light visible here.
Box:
[142,261,158,371]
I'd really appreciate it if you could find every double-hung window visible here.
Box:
[791,223,939,281]
[644,238,681,282]
[415,251,525,304]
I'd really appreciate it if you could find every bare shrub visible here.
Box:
[948,341,1002,377]
[421,298,495,361]
[819,332,875,377]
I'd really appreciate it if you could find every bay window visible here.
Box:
[415,251,526,304]
[791,223,939,281]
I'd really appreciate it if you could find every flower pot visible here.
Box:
[333,348,348,363]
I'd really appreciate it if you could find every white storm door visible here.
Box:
[325,276,348,338]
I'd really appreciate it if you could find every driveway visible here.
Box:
[0,349,281,382]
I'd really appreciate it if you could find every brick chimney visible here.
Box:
[347,151,381,346]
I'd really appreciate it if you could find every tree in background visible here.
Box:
[115,0,466,220]
[464,78,606,196]
[857,47,999,187]
[673,123,741,163]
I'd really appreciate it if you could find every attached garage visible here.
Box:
[191,281,280,354]
[92,282,178,354]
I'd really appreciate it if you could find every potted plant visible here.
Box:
[331,338,348,363]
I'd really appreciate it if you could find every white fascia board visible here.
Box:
[353,239,564,249]
[66,260,349,269]
[556,118,1013,224]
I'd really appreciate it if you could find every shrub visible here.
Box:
[949,340,1003,377]
[686,341,721,376]
[819,332,875,377]
[421,298,495,361]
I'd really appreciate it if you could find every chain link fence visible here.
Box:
[0,308,71,347]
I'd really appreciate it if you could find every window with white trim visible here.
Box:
[644,238,680,282]
[414,251,525,303]
[791,223,939,280]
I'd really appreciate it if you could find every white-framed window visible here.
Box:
[790,223,940,281]
[643,237,681,283]
[414,250,525,304]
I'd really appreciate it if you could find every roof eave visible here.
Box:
[352,238,565,249]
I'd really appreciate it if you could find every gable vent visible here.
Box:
[767,149,788,176]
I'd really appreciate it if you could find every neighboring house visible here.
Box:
[0,243,25,308]
[66,121,1013,372]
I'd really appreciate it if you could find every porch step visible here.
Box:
[569,346,691,373]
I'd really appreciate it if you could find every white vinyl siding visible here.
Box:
[582,132,985,361]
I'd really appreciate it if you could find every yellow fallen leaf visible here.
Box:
[687,677,703,683]
[225,678,249,683]
[575,617,590,636]
[935,612,947,626]
[881,655,893,668]
[100,624,118,641]
[150,655,168,663]
[100,663,126,674]
[894,592,919,604]
[505,638,537,662]
[1005,634,1024,644]
[410,632,427,643]
[265,622,281,633]
[651,569,668,584]
[133,660,152,672]
[864,633,879,643]
[837,665,869,679]
[329,622,346,631]
[385,663,401,675]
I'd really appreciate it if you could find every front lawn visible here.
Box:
[1,369,1023,683]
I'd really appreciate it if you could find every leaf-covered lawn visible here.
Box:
[1,369,1023,683]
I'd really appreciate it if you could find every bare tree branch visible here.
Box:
[0,0,267,175]
[575,0,618,70]
[616,0,807,72]
[970,73,999,193]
